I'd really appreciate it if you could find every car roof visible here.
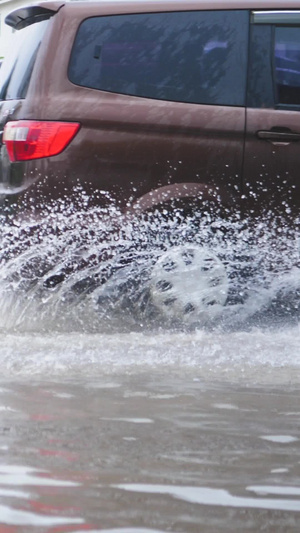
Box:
[6,0,300,31]
[62,0,300,6]
[63,0,300,9]
[10,0,300,13]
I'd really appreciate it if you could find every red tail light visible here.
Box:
[3,120,80,162]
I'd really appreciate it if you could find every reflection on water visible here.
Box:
[0,376,299,531]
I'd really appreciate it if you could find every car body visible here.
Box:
[0,0,300,322]
[0,0,300,220]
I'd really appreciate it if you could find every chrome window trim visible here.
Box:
[252,10,300,24]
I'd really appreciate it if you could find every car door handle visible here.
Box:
[257,129,300,144]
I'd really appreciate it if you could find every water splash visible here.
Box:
[0,197,299,334]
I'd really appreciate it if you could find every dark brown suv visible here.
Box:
[0,0,300,323]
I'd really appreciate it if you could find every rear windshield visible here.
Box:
[0,19,49,100]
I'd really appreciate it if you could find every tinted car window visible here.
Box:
[0,19,49,100]
[69,10,249,106]
[275,26,300,107]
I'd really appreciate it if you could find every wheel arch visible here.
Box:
[127,182,234,216]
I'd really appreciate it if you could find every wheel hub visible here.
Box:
[150,246,229,322]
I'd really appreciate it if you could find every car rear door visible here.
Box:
[243,10,300,218]
[66,8,249,213]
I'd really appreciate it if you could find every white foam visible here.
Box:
[0,504,83,526]
[247,485,300,496]
[112,483,300,512]
[260,435,299,444]
[0,465,80,487]
[0,326,300,382]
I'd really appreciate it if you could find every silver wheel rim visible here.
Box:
[150,246,229,322]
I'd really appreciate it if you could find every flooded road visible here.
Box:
[1,208,300,530]
[0,327,300,532]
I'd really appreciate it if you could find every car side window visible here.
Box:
[68,10,249,107]
[275,27,300,107]
[248,12,300,110]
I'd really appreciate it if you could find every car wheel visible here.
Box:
[91,207,231,325]
[149,245,229,323]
